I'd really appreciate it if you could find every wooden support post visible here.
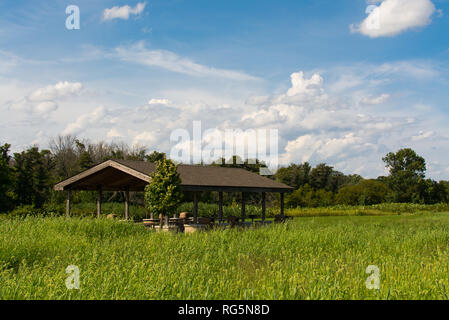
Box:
[262,192,266,221]
[66,190,71,218]
[124,187,130,220]
[97,186,102,218]
[193,192,198,224]
[218,191,223,221]
[241,192,246,222]
[280,193,285,218]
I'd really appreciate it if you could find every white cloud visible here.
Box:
[102,2,146,21]
[282,132,372,165]
[411,130,435,141]
[28,81,83,101]
[132,130,158,146]
[351,0,436,38]
[35,101,58,115]
[114,42,259,81]
[148,98,171,105]
[376,61,438,78]
[63,106,106,135]
[242,104,290,127]
[283,135,323,163]
[360,93,390,105]
[271,73,329,108]
[107,128,123,139]
[287,72,324,97]
[8,81,84,117]
[246,95,270,106]
[317,133,367,159]
[3,64,449,180]
[329,74,365,93]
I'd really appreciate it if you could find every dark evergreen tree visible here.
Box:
[0,144,15,212]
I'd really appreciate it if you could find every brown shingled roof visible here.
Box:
[55,159,293,193]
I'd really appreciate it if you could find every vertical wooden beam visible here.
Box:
[97,186,102,218]
[241,192,246,222]
[124,187,130,220]
[66,189,71,218]
[262,192,266,221]
[218,191,223,221]
[280,193,285,218]
[193,192,198,224]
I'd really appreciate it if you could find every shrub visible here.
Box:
[144,157,183,217]
[336,180,390,206]
[286,184,334,208]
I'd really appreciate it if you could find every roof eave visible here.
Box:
[53,160,150,191]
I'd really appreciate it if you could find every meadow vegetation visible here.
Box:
[7,201,449,221]
[1,212,449,299]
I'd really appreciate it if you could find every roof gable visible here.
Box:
[54,159,293,193]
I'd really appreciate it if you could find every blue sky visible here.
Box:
[1,0,449,179]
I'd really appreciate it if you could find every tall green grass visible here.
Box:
[7,202,281,220]
[286,203,449,217]
[11,202,446,220]
[1,212,449,299]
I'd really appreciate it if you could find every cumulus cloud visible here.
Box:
[5,67,448,179]
[63,106,106,135]
[287,72,324,97]
[283,135,323,163]
[132,130,159,146]
[8,81,84,117]
[114,42,259,81]
[230,71,432,176]
[35,101,58,115]
[282,131,373,164]
[28,81,83,101]
[92,71,415,178]
[351,0,436,38]
[271,72,329,107]
[102,2,146,21]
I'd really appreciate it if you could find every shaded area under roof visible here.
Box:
[54,159,293,193]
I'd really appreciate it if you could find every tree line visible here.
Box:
[0,134,448,213]
[0,135,168,213]
[277,148,449,207]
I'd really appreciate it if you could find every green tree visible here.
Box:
[0,143,15,212]
[145,151,166,163]
[382,148,426,202]
[214,155,267,174]
[439,181,449,203]
[76,140,94,171]
[336,180,390,206]
[409,179,447,204]
[144,156,183,217]
[78,151,94,171]
[309,163,333,190]
[127,148,146,161]
[13,147,53,208]
[286,184,334,208]
[276,162,311,189]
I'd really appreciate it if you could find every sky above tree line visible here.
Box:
[1,0,449,179]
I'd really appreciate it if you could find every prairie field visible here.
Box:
[1,211,449,300]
